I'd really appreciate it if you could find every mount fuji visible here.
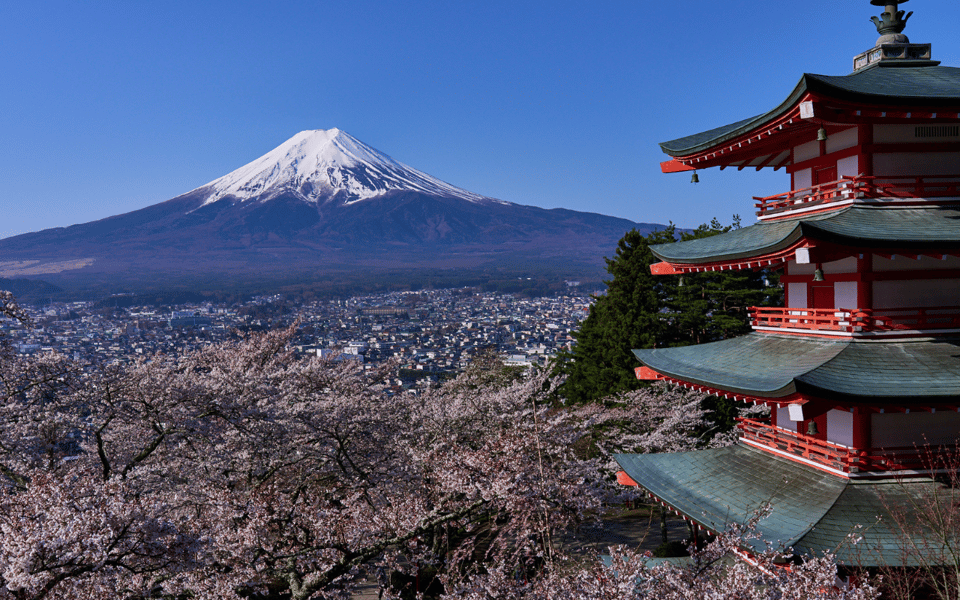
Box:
[0,129,659,294]
[199,128,493,206]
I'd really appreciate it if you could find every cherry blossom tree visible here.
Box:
[0,293,79,491]
[442,516,881,600]
[0,291,864,600]
[0,320,611,599]
[0,292,29,325]
[872,446,960,600]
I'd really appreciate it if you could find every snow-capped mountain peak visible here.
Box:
[197,129,494,206]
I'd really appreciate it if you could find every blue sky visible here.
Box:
[2,0,957,240]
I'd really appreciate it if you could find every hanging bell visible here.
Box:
[691,171,700,184]
[806,420,819,436]
[817,127,828,142]
[813,267,825,281]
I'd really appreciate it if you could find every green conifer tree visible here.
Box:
[557,227,676,403]
[557,219,781,404]
[664,217,777,346]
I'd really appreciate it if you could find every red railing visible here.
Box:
[754,175,960,216]
[751,307,960,334]
[750,307,853,331]
[738,418,946,474]
[851,307,960,331]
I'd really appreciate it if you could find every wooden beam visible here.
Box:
[754,153,779,171]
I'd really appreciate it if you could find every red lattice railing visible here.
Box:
[750,307,853,331]
[754,175,960,216]
[738,418,943,474]
[750,307,960,333]
[851,307,960,331]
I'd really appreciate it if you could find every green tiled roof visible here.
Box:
[808,67,960,104]
[650,216,811,264]
[795,479,941,567]
[794,339,960,399]
[615,445,948,567]
[634,333,960,402]
[660,67,960,157]
[651,206,960,264]
[806,206,960,247]
[634,334,846,398]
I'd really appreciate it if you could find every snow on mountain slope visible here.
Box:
[196,129,499,206]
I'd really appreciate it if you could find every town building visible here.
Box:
[616,0,960,568]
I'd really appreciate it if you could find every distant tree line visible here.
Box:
[45,266,608,306]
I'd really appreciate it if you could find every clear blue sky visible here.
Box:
[2,0,958,240]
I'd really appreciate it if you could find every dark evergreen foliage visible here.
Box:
[557,218,782,404]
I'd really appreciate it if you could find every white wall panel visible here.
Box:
[875,123,960,144]
[794,140,820,163]
[787,283,808,308]
[874,152,960,176]
[826,127,858,154]
[794,168,812,190]
[872,411,960,448]
[824,257,858,274]
[827,409,854,447]
[776,407,794,430]
[874,254,960,272]
[838,155,860,178]
[873,279,960,308]
[835,281,858,308]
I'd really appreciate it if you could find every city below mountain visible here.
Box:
[0,129,661,297]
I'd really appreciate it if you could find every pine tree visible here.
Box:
[665,218,777,346]
[557,227,675,404]
[557,219,781,404]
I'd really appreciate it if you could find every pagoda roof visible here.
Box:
[614,444,946,567]
[633,333,960,402]
[651,205,960,265]
[661,66,960,158]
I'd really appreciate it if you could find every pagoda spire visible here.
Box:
[870,0,913,44]
[853,0,936,71]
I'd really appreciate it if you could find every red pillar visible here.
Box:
[856,253,872,310]
[851,407,871,450]
[858,123,874,177]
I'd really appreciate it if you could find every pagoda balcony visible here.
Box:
[754,175,960,218]
[750,306,960,336]
[737,418,944,476]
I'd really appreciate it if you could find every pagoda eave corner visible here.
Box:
[635,365,666,381]
[660,158,695,173]
[649,261,681,275]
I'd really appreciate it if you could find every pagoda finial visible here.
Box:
[853,0,933,70]
[870,0,913,44]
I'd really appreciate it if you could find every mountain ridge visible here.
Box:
[0,129,663,294]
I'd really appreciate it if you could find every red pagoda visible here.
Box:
[615,0,960,568]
